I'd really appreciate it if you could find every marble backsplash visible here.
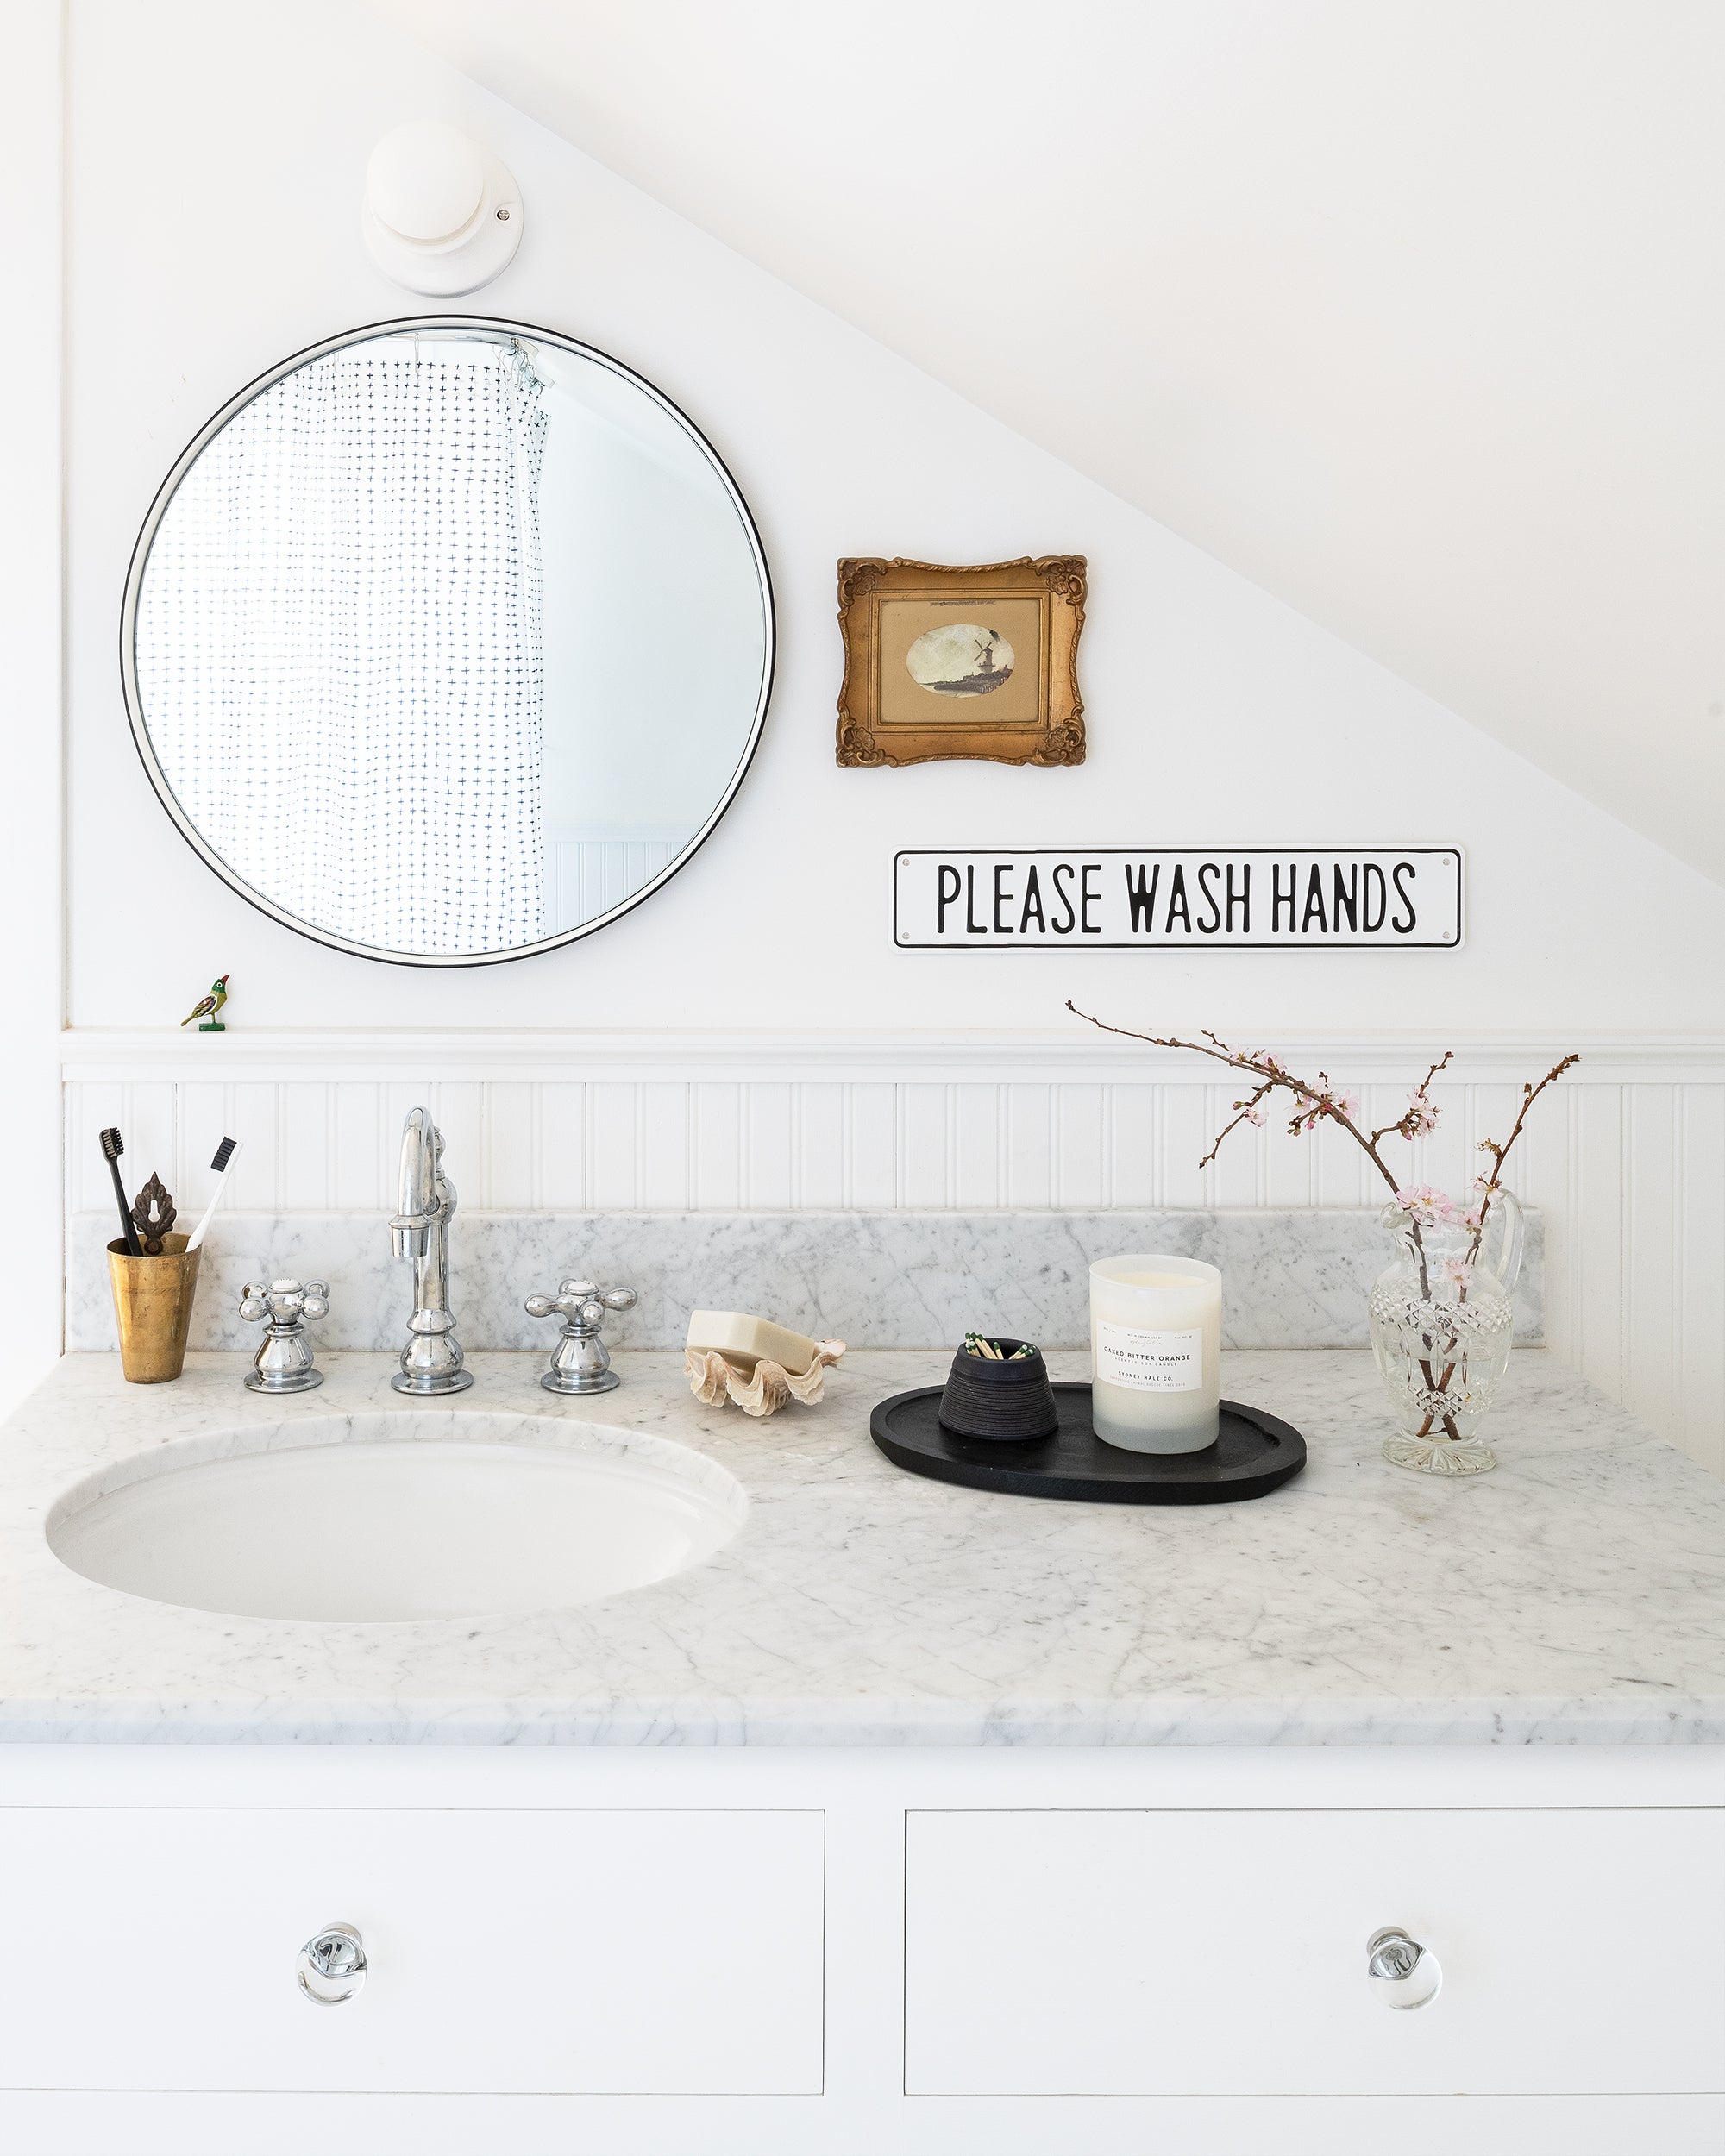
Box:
[68,1208,1543,1356]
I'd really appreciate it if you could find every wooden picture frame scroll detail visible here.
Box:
[836,555,1087,768]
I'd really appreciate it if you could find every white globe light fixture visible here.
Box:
[362,121,523,297]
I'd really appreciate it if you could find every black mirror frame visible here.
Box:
[119,315,775,968]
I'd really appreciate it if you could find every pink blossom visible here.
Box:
[1440,1256,1476,1288]
[1292,1089,1357,1136]
[1403,1089,1440,1137]
[1395,1184,1458,1225]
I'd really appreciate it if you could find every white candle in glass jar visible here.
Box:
[1089,1254,1222,1454]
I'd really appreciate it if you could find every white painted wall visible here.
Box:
[65,0,1725,1039]
[16,0,1725,1468]
[0,0,64,1420]
[380,0,1725,894]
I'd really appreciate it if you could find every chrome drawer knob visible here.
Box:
[1367,1926,1440,2009]
[297,1921,367,2005]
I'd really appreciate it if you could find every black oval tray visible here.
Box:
[871,1382,1305,1504]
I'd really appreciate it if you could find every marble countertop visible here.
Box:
[2,1348,1722,1747]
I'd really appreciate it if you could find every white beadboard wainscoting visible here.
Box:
[546,834,679,934]
[60,1031,1725,1476]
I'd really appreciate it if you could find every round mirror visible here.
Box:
[122,317,773,966]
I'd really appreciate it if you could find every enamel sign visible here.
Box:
[893,849,1464,950]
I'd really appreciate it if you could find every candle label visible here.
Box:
[1095,1323,1204,1392]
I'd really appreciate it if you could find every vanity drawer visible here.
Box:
[0,1807,823,2093]
[905,1807,1725,2096]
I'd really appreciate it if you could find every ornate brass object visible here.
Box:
[129,1171,178,1256]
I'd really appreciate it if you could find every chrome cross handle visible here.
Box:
[524,1278,637,1395]
[1367,1927,1441,2009]
[238,1277,330,1395]
[239,1278,329,1326]
[297,1921,367,2005]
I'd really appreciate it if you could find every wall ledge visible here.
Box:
[56,1027,1725,1087]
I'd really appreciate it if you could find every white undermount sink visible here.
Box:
[46,1412,747,1623]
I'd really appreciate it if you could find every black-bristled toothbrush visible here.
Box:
[99,1128,144,1257]
[185,1136,242,1252]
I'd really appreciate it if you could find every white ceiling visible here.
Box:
[373,0,1725,883]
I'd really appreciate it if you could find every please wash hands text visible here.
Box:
[893,849,1462,950]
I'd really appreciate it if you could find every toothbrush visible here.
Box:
[99,1128,144,1257]
[185,1137,241,1252]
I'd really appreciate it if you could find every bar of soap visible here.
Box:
[685,1310,821,1378]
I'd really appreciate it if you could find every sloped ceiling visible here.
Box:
[373,0,1725,884]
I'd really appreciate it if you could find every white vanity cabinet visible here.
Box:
[0,1751,1721,2156]
[0,1806,825,2095]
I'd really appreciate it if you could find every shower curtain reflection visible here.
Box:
[136,341,548,954]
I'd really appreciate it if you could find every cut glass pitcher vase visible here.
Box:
[1367,1189,1524,1477]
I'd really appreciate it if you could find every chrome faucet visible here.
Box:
[389,1106,471,1395]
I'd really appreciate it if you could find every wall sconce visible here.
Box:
[362,121,523,297]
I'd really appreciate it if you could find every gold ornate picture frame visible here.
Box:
[836,555,1087,768]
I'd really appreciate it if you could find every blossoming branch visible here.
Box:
[1062,1005,1577,1243]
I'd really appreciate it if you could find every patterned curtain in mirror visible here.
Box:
[137,342,548,952]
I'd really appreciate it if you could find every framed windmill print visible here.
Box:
[835,555,1087,768]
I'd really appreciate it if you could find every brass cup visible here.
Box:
[107,1231,202,1383]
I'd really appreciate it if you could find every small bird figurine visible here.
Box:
[179,974,230,1031]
